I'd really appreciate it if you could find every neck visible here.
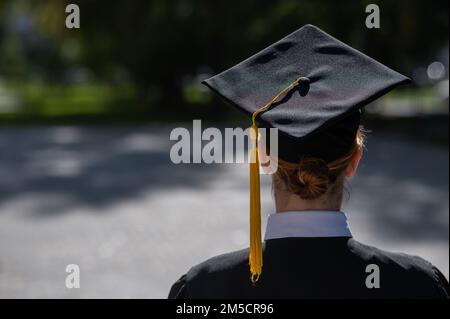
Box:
[274,185,343,213]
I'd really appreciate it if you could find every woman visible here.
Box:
[168,24,449,299]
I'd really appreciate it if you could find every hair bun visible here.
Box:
[296,158,330,199]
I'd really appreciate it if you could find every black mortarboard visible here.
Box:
[201,24,410,283]
[203,24,410,163]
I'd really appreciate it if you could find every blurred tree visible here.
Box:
[0,0,448,117]
[72,0,449,110]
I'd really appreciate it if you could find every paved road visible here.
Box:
[0,125,448,298]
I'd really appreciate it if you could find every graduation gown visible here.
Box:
[168,238,449,299]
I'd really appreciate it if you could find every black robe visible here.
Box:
[168,238,449,299]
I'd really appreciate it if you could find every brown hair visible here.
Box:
[273,128,365,200]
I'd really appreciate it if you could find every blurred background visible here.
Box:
[0,0,448,298]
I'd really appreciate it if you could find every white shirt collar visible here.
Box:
[264,210,352,241]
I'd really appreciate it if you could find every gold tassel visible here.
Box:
[248,76,307,284]
[249,123,262,284]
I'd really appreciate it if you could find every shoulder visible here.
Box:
[186,248,250,291]
[348,239,438,274]
[168,248,250,299]
[348,239,449,298]
[188,248,249,277]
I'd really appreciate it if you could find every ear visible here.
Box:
[345,147,363,179]
[258,143,277,175]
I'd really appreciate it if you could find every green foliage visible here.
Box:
[0,0,448,122]
[0,83,139,122]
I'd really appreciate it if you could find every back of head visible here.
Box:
[273,128,365,200]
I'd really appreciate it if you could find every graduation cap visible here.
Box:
[202,24,410,283]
